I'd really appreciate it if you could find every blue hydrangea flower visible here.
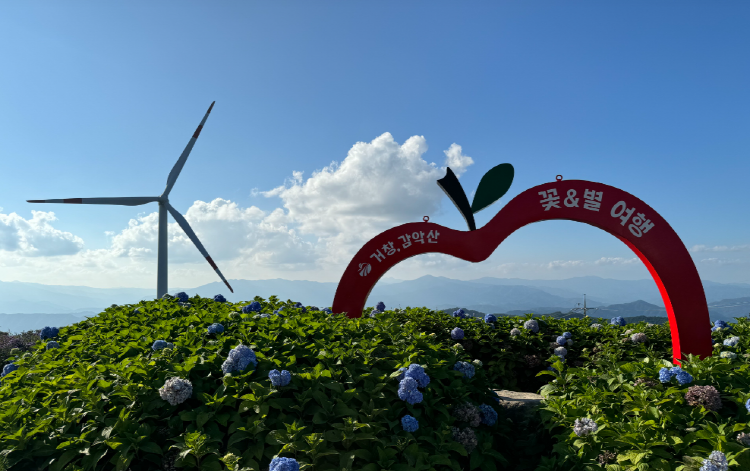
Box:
[453,361,475,379]
[1,362,18,377]
[269,457,300,471]
[562,332,572,339]
[658,367,675,383]
[46,341,60,350]
[396,367,408,380]
[40,326,59,340]
[274,307,285,317]
[207,323,224,335]
[484,314,497,323]
[213,294,227,303]
[401,414,419,432]
[175,292,189,302]
[221,344,257,374]
[451,327,465,340]
[675,370,693,386]
[723,337,740,347]
[523,319,539,333]
[376,301,386,312]
[242,302,262,313]
[152,340,169,350]
[479,404,498,426]
[309,306,319,311]
[398,377,424,404]
[554,346,567,358]
[611,316,626,326]
[556,336,567,346]
[700,450,728,471]
[269,369,291,387]
[453,308,467,319]
[323,307,333,314]
[547,366,558,373]
[402,364,430,388]
[745,398,750,413]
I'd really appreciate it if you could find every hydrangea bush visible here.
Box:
[0,296,507,470]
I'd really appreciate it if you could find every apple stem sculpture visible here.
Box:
[27,102,233,300]
[333,165,712,365]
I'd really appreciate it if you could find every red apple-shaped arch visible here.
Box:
[333,179,712,364]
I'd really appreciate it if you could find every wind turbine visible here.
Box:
[27,101,233,299]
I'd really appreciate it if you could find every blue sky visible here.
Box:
[0,2,748,291]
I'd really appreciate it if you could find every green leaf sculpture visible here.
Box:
[470,163,514,214]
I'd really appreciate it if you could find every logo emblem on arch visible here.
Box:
[333,164,712,364]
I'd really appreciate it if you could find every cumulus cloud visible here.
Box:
[258,132,474,264]
[0,210,84,256]
[690,244,750,252]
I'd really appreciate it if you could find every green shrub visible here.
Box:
[0,297,508,471]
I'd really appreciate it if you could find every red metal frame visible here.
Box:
[332,179,712,364]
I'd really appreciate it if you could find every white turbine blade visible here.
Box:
[27,196,159,206]
[162,101,215,197]
[165,202,234,293]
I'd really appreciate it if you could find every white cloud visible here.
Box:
[0,210,84,256]
[594,257,639,265]
[690,244,750,252]
[258,132,474,265]
[700,258,746,265]
[547,260,586,269]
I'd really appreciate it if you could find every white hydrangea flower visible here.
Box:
[590,324,602,330]
[510,328,521,336]
[159,377,193,406]
[573,417,598,437]
[472,359,483,367]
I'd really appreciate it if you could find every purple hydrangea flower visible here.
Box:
[268,369,291,387]
[451,327,465,340]
[242,302,262,313]
[207,323,224,335]
[213,294,227,303]
[401,414,419,432]
[175,292,189,302]
[269,457,299,471]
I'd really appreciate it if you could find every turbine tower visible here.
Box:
[27,101,233,299]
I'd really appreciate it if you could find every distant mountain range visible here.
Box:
[0,276,748,334]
